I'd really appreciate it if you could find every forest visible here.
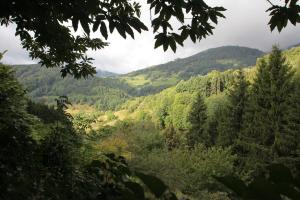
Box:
[1,0,300,199]
[2,44,300,199]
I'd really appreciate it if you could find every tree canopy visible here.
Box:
[1,0,299,78]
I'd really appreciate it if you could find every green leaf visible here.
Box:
[154,34,164,49]
[268,164,293,184]
[169,37,177,52]
[116,25,126,39]
[92,20,101,32]
[215,176,249,198]
[100,22,108,39]
[124,181,145,199]
[80,19,90,35]
[136,172,168,198]
[125,24,134,39]
[72,18,79,32]
[249,178,282,200]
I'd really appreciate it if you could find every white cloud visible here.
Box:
[1,0,300,73]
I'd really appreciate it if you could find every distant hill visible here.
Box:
[12,64,134,110]
[122,46,264,95]
[13,45,295,111]
[96,69,117,77]
[120,46,300,127]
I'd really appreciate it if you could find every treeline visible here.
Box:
[123,46,263,95]
[114,46,300,198]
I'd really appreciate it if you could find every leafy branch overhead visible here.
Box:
[0,0,299,78]
[267,0,300,32]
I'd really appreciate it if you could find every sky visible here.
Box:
[0,0,300,74]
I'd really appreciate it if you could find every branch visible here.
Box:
[266,0,275,6]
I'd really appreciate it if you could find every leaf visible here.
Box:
[190,33,196,43]
[116,24,126,39]
[124,181,145,199]
[169,37,176,52]
[125,24,134,39]
[268,164,293,184]
[154,34,164,49]
[92,20,101,32]
[72,18,79,32]
[136,172,168,198]
[210,14,218,24]
[109,20,115,33]
[249,178,282,200]
[80,19,90,35]
[100,22,108,39]
[215,176,249,198]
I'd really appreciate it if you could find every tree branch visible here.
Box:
[266,0,275,6]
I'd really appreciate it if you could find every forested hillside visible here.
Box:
[75,46,300,199]
[120,46,300,124]
[2,0,300,199]
[3,46,300,200]
[95,69,117,77]
[12,46,264,108]
[122,46,264,95]
[13,64,133,110]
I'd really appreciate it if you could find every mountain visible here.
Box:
[12,64,134,110]
[96,69,117,77]
[10,45,278,111]
[122,46,264,95]
[120,45,300,128]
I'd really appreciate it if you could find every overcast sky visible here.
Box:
[0,0,299,74]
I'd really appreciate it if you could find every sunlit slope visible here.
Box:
[13,64,133,110]
[122,46,264,95]
[119,46,300,128]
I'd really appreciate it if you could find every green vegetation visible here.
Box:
[1,45,300,199]
[0,63,179,200]
[13,46,265,108]
[2,0,300,198]
[123,46,264,94]
[13,64,133,110]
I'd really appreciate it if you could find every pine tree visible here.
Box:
[240,46,297,176]
[164,125,181,150]
[217,70,249,147]
[186,92,207,148]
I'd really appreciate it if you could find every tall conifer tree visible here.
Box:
[217,70,249,147]
[186,92,207,147]
[240,46,296,176]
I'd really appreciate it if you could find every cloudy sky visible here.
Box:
[0,0,299,74]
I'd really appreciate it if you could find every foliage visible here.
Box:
[186,92,207,147]
[236,46,298,179]
[216,70,249,147]
[217,164,300,200]
[0,0,227,77]
[0,63,180,200]
[267,0,300,32]
[1,0,297,77]
[124,46,263,95]
[13,64,132,110]
[129,142,236,198]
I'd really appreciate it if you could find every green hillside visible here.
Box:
[122,46,264,95]
[12,64,133,110]
[120,46,300,129]
[12,46,265,109]
[95,69,118,77]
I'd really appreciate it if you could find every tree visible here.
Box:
[217,70,249,147]
[186,92,207,147]
[0,62,39,198]
[239,46,297,177]
[1,0,298,78]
